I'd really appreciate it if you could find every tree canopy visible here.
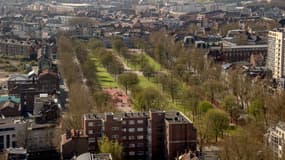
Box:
[205,109,230,142]
[135,87,166,111]
[222,95,241,123]
[112,38,127,55]
[248,98,265,121]
[118,72,139,94]
[198,101,214,115]
[99,136,123,160]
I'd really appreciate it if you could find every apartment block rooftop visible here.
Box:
[76,153,112,160]
[165,111,193,124]
[0,39,33,46]
[83,112,149,121]
[276,121,285,131]
[5,147,27,155]
[0,116,25,125]
[83,111,193,123]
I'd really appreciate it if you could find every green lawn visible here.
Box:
[227,125,243,136]
[123,58,141,71]
[196,0,214,3]
[144,54,161,71]
[137,75,191,117]
[91,57,119,89]
[133,57,194,120]
[121,53,162,72]
[137,76,160,89]
[94,49,193,120]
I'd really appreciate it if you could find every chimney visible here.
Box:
[106,112,114,121]
[66,129,72,139]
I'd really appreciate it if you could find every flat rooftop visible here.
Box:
[84,112,149,120]
[0,39,33,46]
[76,153,112,160]
[210,44,268,50]
[165,112,192,124]
[0,117,25,125]
[6,147,27,155]
[84,111,192,124]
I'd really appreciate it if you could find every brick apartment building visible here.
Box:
[61,130,88,160]
[83,111,197,160]
[0,39,37,58]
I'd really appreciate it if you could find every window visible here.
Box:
[88,130,93,134]
[112,135,119,139]
[137,143,144,147]
[122,128,127,132]
[6,135,10,148]
[98,132,103,138]
[129,151,135,156]
[137,120,143,124]
[137,128,143,132]
[137,151,144,156]
[129,136,135,140]
[137,135,144,140]
[12,141,16,148]
[123,136,126,140]
[129,120,135,125]
[88,138,95,143]
[128,128,135,133]
[122,121,126,125]
[88,122,93,127]
[129,143,135,148]
[112,127,119,131]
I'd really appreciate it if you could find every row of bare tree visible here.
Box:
[58,36,95,130]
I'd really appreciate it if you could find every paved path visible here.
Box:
[73,56,89,91]
[89,49,135,112]
[111,51,144,76]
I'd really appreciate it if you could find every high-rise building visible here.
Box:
[83,111,197,160]
[267,30,285,79]
[268,121,285,159]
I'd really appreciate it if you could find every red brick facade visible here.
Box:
[83,111,197,160]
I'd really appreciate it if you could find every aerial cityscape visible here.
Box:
[0,0,285,160]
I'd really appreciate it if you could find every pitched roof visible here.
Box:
[0,100,20,111]
[38,69,58,78]
[0,96,20,104]
[277,121,285,131]
[8,74,29,81]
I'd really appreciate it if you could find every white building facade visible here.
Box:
[268,122,285,159]
[0,118,27,151]
[267,30,285,79]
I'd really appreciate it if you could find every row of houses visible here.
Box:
[0,37,57,60]
[0,39,36,58]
